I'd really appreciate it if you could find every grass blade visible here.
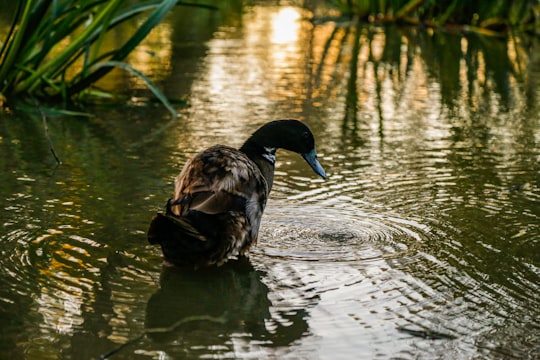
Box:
[0,1,23,63]
[0,0,33,91]
[67,0,179,96]
[88,60,178,118]
[13,0,124,94]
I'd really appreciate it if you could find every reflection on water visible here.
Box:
[0,2,539,359]
[144,259,308,358]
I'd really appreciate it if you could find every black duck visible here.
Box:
[148,119,326,267]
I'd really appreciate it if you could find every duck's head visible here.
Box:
[241,119,327,179]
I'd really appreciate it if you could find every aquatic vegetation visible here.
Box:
[0,0,215,110]
[327,0,539,34]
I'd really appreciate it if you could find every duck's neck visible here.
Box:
[240,142,276,193]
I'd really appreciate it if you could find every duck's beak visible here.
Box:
[302,148,327,179]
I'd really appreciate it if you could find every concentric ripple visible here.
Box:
[257,202,428,263]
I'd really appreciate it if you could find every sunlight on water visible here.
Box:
[270,7,301,45]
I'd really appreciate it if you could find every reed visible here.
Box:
[330,0,539,33]
[0,0,215,111]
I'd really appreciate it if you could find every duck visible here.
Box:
[147,119,326,268]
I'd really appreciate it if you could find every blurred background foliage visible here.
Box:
[0,0,538,108]
[326,0,539,34]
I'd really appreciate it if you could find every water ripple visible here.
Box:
[258,203,428,264]
[250,192,539,358]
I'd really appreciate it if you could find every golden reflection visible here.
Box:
[399,36,409,78]
[127,21,173,84]
[94,21,173,91]
[370,32,385,61]
[34,237,99,337]
[506,35,528,77]
[266,6,304,105]
[357,31,370,63]
[270,7,301,44]
[477,51,486,85]
[37,290,84,335]
[309,23,348,103]
[459,56,473,110]
[186,5,310,147]
[460,37,468,54]
[177,3,535,176]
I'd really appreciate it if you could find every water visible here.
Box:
[1,2,539,359]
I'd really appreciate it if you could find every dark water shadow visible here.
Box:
[144,257,309,356]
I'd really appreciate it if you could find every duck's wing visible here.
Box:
[172,145,268,239]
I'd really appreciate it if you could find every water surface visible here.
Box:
[0,3,539,359]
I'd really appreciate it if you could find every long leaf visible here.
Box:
[14,2,95,86]
[20,0,55,51]
[67,0,179,96]
[0,0,34,91]
[0,1,24,64]
[13,0,124,94]
[39,0,124,88]
[396,0,424,19]
[35,2,165,90]
[29,2,98,60]
[73,1,218,84]
[88,60,178,118]
[88,1,124,64]
[85,1,190,44]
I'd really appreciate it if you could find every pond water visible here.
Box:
[1,2,539,359]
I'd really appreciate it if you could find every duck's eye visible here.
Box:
[302,131,309,139]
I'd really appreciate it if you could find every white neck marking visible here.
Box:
[262,147,276,164]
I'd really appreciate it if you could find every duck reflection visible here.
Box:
[145,258,309,355]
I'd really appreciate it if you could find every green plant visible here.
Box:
[328,0,540,33]
[0,0,216,113]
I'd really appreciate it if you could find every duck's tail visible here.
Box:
[148,199,206,245]
[147,212,206,245]
[147,199,213,267]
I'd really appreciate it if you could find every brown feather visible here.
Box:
[171,146,267,216]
